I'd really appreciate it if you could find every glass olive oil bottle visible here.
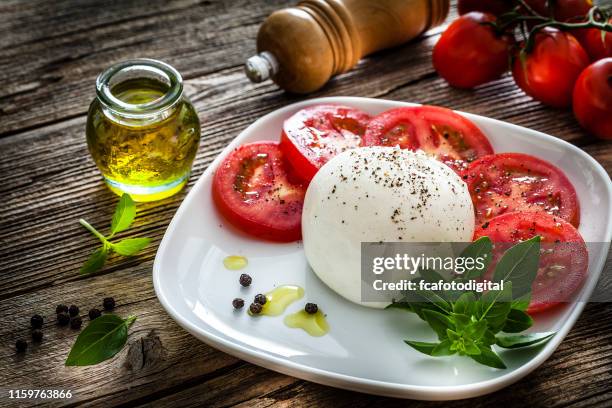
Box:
[86,59,200,201]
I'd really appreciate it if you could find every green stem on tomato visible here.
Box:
[515,0,546,19]
[523,7,611,53]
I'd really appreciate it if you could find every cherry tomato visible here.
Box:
[458,0,514,16]
[280,105,371,182]
[474,212,588,314]
[578,24,612,61]
[525,0,592,22]
[464,153,580,227]
[512,28,590,107]
[573,58,612,139]
[212,141,306,242]
[362,106,493,173]
[433,12,514,89]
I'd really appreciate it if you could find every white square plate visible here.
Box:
[153,97,612,400]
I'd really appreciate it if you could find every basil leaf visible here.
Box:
[459,236,493,279]
[422,309,455,340]
[80,246,108,275]
[453,292,477,316]
[464,340,481,356]
[466,319,488,341]
[511,294,531,311]
[110,194,136,236]
[112,237,151,256]
[404,340,438,356]
[496,332,555,349]
[479,282,512,332]
[469,346,507,369]
[385,302,413,312]
[407,302,440,320]
[481,329,497,346]
[446,329,461,342]
[451,313,472,330]
[66,314,136,366]
[493,236,541,299]
[419,269,464,302]
[502,309,533,333]
[432,339,455,356]
[419,268,447,282]
[414,287,452,315]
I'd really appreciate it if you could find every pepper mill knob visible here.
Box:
[245,52,279,83]
[245,0,450,93]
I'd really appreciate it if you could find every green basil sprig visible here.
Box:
[66,314,136,366]
[391,236,556,369]
[79,194,151,274]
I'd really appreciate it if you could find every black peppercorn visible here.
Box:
[32,329,43,343]
[68,305,79,317]
[232,298,245,309]
[56,304,68,315]
[249,302,262,314]
[15,339,27,353]
[70,316,82,329]
[254,294,267,305]
[305,303,318,314]
[239,274,252,287]
[30,314,43,329]
[103,297,115,311]
[57,312,70,326]
[89,308,102,320]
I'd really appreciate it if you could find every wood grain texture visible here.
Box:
[0,0,610,407]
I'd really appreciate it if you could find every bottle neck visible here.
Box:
[96,59,183,126]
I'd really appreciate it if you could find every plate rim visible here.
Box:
[153,96,612,400]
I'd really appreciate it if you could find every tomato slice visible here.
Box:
[412,106,494,173]
[280,105,371,182]
[361,107,420,150]
[474,212,588,314]
[464,153,580,227]
[212,141,306,242]
[362,106,493,173]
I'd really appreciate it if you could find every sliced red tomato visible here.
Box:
[212,141,306,242]
[474,212,588,314]
[363,106,494,173]
[464,153,580,227]
[410,106,494,173]
[280,105,371,182]
[361,107,420,149]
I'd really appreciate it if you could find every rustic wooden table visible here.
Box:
[1,0,610,407]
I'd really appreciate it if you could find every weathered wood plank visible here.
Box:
[0,0,292,135]
[0,265,241,408]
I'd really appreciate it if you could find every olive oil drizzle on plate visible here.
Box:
[245,285,329,336]
[249,285,304,316]
[284,310,329,337]
[223,255,248,270]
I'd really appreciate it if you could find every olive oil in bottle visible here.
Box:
[86,59,200,202]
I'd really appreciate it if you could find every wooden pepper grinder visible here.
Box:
[245,0,450,93]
